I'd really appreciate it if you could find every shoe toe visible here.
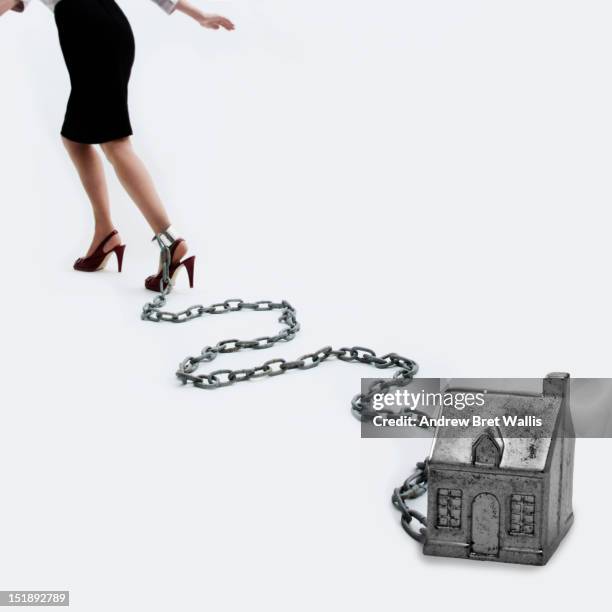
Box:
[144,276,159,291]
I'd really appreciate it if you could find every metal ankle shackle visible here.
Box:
[152,226,178,295]
[153,227,177,249]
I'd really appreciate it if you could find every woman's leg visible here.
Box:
[62,137,121,256]
[100,137,187,262]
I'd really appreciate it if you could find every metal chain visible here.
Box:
[141,244,420,420]
[391,460,430,543]
[143,244,430,542]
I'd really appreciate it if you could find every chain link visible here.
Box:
[391,460,429,543]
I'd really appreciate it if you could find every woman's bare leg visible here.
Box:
[100,137,187,263]
[62,137,121,256]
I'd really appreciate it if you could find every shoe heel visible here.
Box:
[182,256,196,288]
[114,245,126,273]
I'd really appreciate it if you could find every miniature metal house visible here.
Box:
[424,373,575,565]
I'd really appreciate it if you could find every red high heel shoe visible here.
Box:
[145,237,196,292]
[74,230,126,272]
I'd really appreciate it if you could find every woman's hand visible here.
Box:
[197,13,235,31]
[176,2,235,31]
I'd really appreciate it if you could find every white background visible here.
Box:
[1,1,610,610]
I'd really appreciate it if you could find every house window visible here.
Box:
[437,489,462,529]
[509,494,535,536]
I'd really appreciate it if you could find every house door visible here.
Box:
[471,493,500,556]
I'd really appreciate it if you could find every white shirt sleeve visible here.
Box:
[151,0,179,14]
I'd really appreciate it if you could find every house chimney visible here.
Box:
[543,372,570,397]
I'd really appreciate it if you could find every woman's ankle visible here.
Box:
[93,222,116,238]
[86,226,120,256]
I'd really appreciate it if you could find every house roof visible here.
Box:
[429,387,566,472]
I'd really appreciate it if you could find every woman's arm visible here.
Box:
[0,0,24,17]
[175,0,234,30]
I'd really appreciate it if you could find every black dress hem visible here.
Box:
[60,128,134,146]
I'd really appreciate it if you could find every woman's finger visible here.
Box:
[201,16,235,31]
[211,17,234,30]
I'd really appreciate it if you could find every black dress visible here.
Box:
[54,0,135,144]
